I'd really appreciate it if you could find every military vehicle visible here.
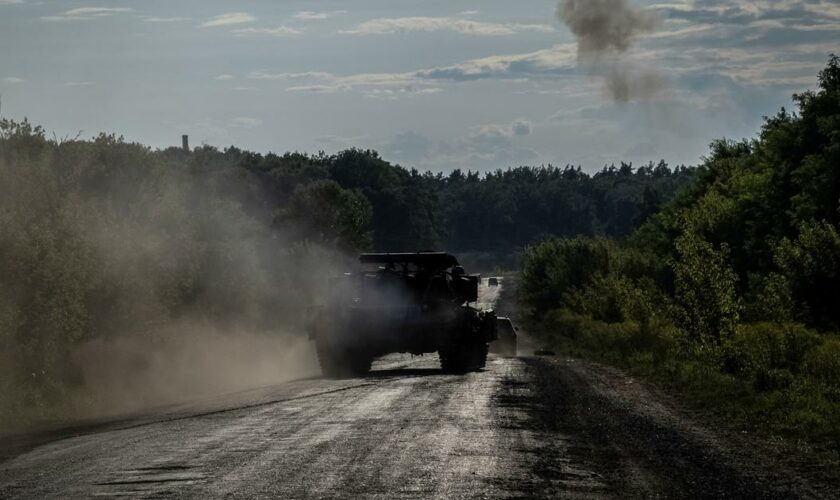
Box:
[308,252,497,377]
[490,316,517,357]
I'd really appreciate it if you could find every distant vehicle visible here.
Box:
[308,252,497,377]
[488,277,499,286]
[490,316,517,357]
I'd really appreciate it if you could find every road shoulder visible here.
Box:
[526,356,833,499]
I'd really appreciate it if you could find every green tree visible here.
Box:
[775,221,840,330]
[277,180,373,251]
[672,231,740,350]
[521,236,614,318]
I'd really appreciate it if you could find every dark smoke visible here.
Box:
[558,0,665,102]
[559,0,657,58]
[606,68,666,102]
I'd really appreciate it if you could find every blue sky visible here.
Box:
[0,0,837,172]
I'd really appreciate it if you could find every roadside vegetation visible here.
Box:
[0,100,691,430]
[521,56,840,469]
[0,122,362,429]
[190,143,695,256]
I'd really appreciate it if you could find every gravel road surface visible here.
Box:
[0,279,830,498]
[1,353,829,499]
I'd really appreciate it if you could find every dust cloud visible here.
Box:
[71,325,319,414]
[60,208,345,418]
[557,0,665,102]
[0,135,353,431]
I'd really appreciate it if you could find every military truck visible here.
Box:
[490,316,517,357]
[308,252,497,377]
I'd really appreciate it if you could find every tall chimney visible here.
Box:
[182,134,189,152]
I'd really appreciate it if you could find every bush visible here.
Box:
[743,273,794,323]
[538,309,676,366]
[521,236,615,318]
[775,221,840,330]
[753,368,795,392]
[573,274,665,325]
[806,338,840,387]
[727,323,822,390]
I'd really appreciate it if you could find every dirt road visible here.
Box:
[0,353,828,499]
[0,280,829,498]
[0,356,545,498]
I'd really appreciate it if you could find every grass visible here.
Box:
[532,311,840,478]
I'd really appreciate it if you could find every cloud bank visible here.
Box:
[202,12,255,28]
[42,7,132,22]
[343,17,554,36]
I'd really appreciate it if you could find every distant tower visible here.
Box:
[182,134,189,152]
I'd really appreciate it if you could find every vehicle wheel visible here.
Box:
[471,341,488,369]
[439,341,487,373]
[439,350,465,373]
[316,342,372,378]
[501,338,517,357]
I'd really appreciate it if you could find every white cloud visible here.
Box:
[276,44,577,95]
[361,86,445,100]
[475,119,533,138]
[382,128,539,170]
[201,12,255,28]
[214,74,234,81]
[315,134,371,150]
[416,44,577,81]
[460,10,480,16]
[231,117,263,128]
[143,17,189,23]
[669,47,829,88]
[42,7,132,22]
[511,120,532,136]
[247,71,334,81]
[280,71,442,98]
[0,0,24,5]
[281,71,432,95]
[343,17,554,36]
[232,26,302,37]
[286,72,419,93]
[2,77,25,84]
[285,84,338,93]
[294,10,346,20]
[645,24,716,40]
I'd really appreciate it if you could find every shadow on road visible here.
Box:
[364,367,487,379]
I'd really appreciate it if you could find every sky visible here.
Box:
[0,0,837,173]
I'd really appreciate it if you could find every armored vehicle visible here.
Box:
[308,252,497,377]
[490,316,517,357]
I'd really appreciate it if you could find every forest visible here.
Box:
[0,102,691,427]
[216,146,694,256]
[521,56,840,463]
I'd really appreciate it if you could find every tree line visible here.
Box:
[230,148,694,255]
[520,56,840,453]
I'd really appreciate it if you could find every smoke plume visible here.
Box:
[605,68,666,102]
[557,0,665,102]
